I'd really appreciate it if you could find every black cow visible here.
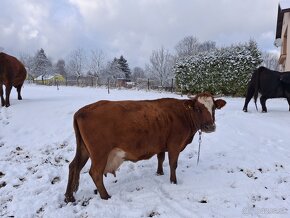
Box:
[242,66,290,112]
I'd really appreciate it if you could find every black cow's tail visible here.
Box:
[253,68,261,111]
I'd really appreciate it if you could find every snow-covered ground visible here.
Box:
[0,84,289,218]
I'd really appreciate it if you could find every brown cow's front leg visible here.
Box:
[0,85,5,106]
[89,161,111,200]
[156,152,165,175]
[168,150,180,184]
[5,85,12,107]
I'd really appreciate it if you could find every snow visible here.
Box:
[0,84,289,217]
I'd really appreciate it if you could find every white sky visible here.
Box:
[0,0,281,67]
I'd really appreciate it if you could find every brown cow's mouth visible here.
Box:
[201,124,216,133]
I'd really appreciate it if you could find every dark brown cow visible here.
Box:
[0,52,27,107]
[65,92,226,202]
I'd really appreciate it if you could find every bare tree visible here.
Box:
[147,46,174,87]
[175,36,200,57]
[89,49,105,85]
[131,66,145,82]
[18,52,34,77]
[67,48,86,86]
[54,59,66,77]
[262,52,279,71]
[175,36,216,58]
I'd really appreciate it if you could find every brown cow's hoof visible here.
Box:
[64,195,76,203]
[156,171,164,175]
[5,104,10,107]
[100,194,111,200]
[170,180,177,184]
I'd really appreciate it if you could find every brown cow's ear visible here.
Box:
[215,99,226,109]
[184,99,195,109]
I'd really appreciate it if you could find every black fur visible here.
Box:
[243,66,290,112]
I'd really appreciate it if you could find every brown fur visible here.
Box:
[65,92,226,202]
[0,52,27,107]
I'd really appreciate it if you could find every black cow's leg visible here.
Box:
[243,83,255,112]
[168,150,180,184]
[65,142,89,203]
[0,84,5,106]
[16,84,23,100]
[287,97,290,111]
[260,96,267,113]
[5,85,12,107]
[156,152,165,175]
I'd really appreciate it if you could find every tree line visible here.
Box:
[18,36,279,95]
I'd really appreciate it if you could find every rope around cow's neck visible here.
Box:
[197,130,202,165]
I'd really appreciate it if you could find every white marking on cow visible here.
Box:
[197,96,214,116]
[104,148,126,176]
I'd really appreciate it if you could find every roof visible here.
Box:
[275,0,290,40]
[34,74,63,81]
[280,0,290,10]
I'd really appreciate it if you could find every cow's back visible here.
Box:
[0,52,27,86]
[258,67,281,97]
[74,99,190,161]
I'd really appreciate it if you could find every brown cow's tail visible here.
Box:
[73,117,83,151]
[65,115,89,202]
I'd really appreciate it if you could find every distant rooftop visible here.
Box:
[275,0,290,40]
[280,0,290,10]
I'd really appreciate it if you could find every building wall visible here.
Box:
[281,12,290,71]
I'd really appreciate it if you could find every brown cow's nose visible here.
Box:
[202,124,216,133]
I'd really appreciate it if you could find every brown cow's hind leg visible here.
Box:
[156,152,165,175]
[89,160,111,200]
[65,143,89,203]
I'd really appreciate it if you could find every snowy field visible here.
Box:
[0,84,289,218]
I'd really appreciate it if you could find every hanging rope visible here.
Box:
[197,130,202,165]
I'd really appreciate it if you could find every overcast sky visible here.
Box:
[0,0,280,67]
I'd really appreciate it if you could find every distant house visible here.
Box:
[116,78,134,88]
[34,74,65,85]
[275,0,290,71]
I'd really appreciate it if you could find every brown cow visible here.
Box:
[0,52,27,107]
[65,92,226,202]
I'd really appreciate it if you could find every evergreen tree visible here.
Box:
[118,55,131,80]
[31,48,52,78]
[55,59,66,77]
[175,40,262,96]
[105,58,123,80]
